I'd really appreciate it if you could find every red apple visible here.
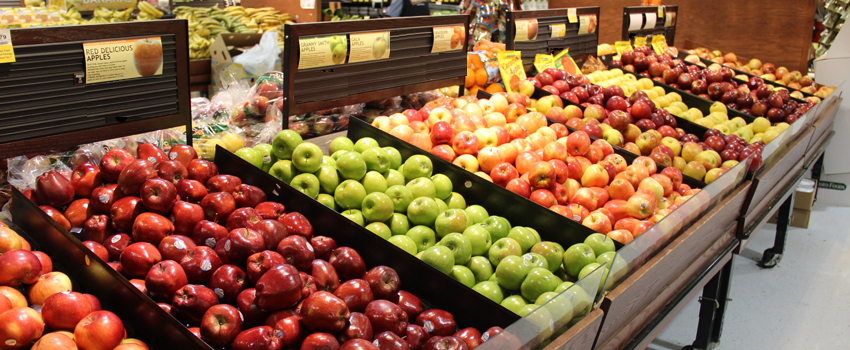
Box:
[231,184,268,209]
[145,260,189,302]
[247,251,286,284]
[83,241,109,262]
[176,179,209,204]
[103,233,132,262]
[117,160,158,197]
[209,264,247,305]
[454,328,482,349]
[273,315,305,347]
[137,143,167,166]
[119,242,161,279]
[72,163,104,199]
[200,192,237,224]
[155,160,188,186]
[36,170,75,208]
[333,279,373,313]
[281,212,313,239]
[180,246,222,284]
[255,264,302,310]
[82,215,114,243]
[416,310,456,337]
[187,160,219,185]
[30,251,52,277]
[232,326,285,350]
[236,289,268,328]
[311,236,337,261]
[329,247,366,282]
[276,235,315,271]
[301,332,340,350]
[110,196,145,232]
[64,198,93,228]
[0,250,42,286]
[363,266,400,303]
[131,212,174,247]
[505,178,531,198]
[207,175,242,193]
[101,149,135,183]
[365,300,408,337]
[90,184,123,214]
[200,304,243,346]
[74,310,124,350]
[397,291,423,321]
[42,291,93,331]
[172,284,220,326]
[300,291,350,333]
[191,220,229,248]
[168,144,198,167]
[255,202,286,221]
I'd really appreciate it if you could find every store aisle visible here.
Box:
[647,201,850,350]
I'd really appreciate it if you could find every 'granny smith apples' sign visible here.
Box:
[348,31,390,63]
[298,35,347,70]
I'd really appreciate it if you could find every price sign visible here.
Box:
[550,23,566,38]
[348,31,390,63]
[651,34,668,55]
[567,8,577,23]
[299,35,347,69]
[515,19,539,41]
[0,29,14,64]
[634,36,647,47]
[432,25,464,52]
[615,41,633,56]
[83,37,163,84]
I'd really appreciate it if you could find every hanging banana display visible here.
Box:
[174,5,294,59]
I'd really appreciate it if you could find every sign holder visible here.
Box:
[505,7,600,72]
[621,5,678,46]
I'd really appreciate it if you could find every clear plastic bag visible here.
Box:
[233,32,282,77]
[7,154,72,191]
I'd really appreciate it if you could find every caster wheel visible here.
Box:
[758,248,782,268]
[682,346,695,350]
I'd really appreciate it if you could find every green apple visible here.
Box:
[385,185,413,213]
[385,169,405,187]
[488,273,498,282]
[406,177,436,199]
[291,143,323,173]
[388,235,417,255]
[385,213,410,236]
[269,160,298,184]
[500,295,528,314]
[584,233,616,257]
[383,147,402,169]
[315,165,340,194]
[235,147,264,168]
[406,225,436,251]
[464,205,489,224]
[434,198,448,214]
[480,216,512,241]
[341,209,364,226]
[430,174,453,200]
[488,237,522,267]
[334,179,367,210]
[331,150,348,161]
[438,233,472,265]
[596,251,627,287]
[434,209,468,239]
[522,252,549,270]
[361,192,394,223]
[272,129,302,160]
[554,281,574,294]
[354,137,380,153]
[520,267,562,302]
[531,242,565,273]
[535,291,574,328]
[462,224,492,256]
[317,193,335,210]
[495,255,532,290]
[419,245,454,274]
[336,152,367,181]
[290,173,320,198]
[402,155,433,180]
[329,136,354,154]
[445,192,467,209]
[320,156,336,168]
[465,256,494,283]
[555,282,591,318]
[362,147,391,173]
[449,265,476,287]
[518,305,555,341]
[253,143,277,172]
[366,222,392,239]
[362,171,388,194]
[578,262,608,292]
[563,243,597,277]
[526,227,541,242]
[472,281,504,303]
[507,227,540,253]
[406,197,439,227]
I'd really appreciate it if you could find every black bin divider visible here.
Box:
[475,89,707,189]
[9,188,211,350]
[214,146,520,332]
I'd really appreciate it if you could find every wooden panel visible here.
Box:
[547,0,815,72]
[595,182,749,349]
[545,309,605,350]
[597,230,736,350]
[506,7,600,70]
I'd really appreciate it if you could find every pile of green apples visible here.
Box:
[233,130,622,319]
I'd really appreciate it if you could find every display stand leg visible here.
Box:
[687,256,734,350]
[811,152,825,202]
[759,195,792,268]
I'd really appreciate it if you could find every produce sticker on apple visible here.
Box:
[299,35,347,70]
[348,31,390,63]
[83,37,163,84]
[431,25,465,53]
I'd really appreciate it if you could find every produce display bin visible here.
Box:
[9,188,209,350]
[504,7,601,71]
[621,5,678,45]
[215,146,609,349]
[0,20,192,158]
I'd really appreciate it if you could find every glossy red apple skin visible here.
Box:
[91,184,124,214]
[83,214,114,243]
[83,241,109,262]
[200,304,244,347]
[300,291,351,333]
[406,324,430,350]
[255,264,302,311]
[237,288,269,329]
[31,332,78,349]
[101,148,135,182]
[280,212,313,239]
[171,201,205,236]
[264,310,296,328]
[223,228,266,266]
[155,160,189,186]
[255,202,286,221]
[110,196,145,232]
[247,251,286,284]
[36,170,75,208]
[172,284,220,326]
[252,219,288,251]
[64,198,93,228]
[180,246,222,285]
[40,206,72,231]
[231,326,284,350]
[168,144,198,167]
[232,184,268,209]
[225,207,262,232]
[0,249,42,286]
[119,242,162,279]
[131,212,174,246]
[187,160,219,185]
[311,236,337,261]
[103,233,132,262]
[139,178,178,214]
[329,247,366,282]
[137,143,167,166]
[200,192,237,224]
[273,315,305,348]
[209,264,247,305]
[207,175,242,193]
[375,331,410,350]
[74,310,125,350]
[176,179,209,204]
[117,159,158,197]
[397,291,424,321]
[365,300,408,337]
[297,271,318,300]
[0,306,44,348]
[84,294,101,311]
[42,291,93,331]
[31,251,52,277]
[416,310,457,337]
[364,266,400,303]
[336,312,373,343]
[145,260,189,303]
[311,259,340,293]
[276,235,315,271]
[301,332,340,350]
[333,279,374,313]
[72,163,104,199]
[454,328,482,349]
[340,339,378,350]
[191,220,229,248]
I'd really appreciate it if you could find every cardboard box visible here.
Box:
[767,178,817,228]
[209,33,281,96]
[768,208,811,229]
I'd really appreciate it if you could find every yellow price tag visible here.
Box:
[567,8,577,23]
[550,23,566,38]
[634,36,647,47]
[651,34,668,55]
[615,41,633,56]
[553,48,580,75]
[534,54,556,73]
[0,29,14,64]
[658,5,664,18]
[497,51,526,92]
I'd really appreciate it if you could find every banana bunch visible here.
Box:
[61,7,83,23]
[173,4,295,58]
[137,1,164,19]
[323,8,364,21]
[90,6,134,23]
[227,6,294,33]
[189,32,211,59]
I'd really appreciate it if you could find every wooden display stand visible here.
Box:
[621,5,678,45]
[505,7,601,72]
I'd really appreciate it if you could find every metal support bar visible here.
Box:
[811,152,825,202]
[759,194,792,268]
[690,255,734,350]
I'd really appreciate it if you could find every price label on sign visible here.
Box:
[0,29,13,63]
[431,25,465,53]
[651,34,668,55]
[658,5,665,18]
[567,8,577,23]
[634,36,647,47]
[550,24,566,38]
[514,19,538,41]
[615,41,633,56]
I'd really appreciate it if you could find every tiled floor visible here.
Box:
[647,201,850,350]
